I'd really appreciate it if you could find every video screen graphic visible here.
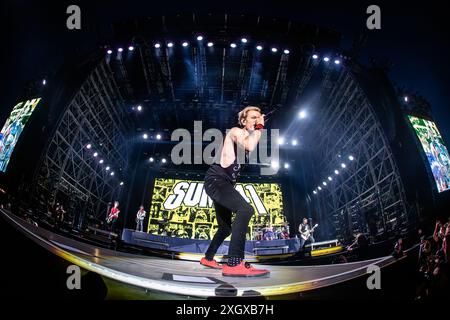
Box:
[0,98,42,172]
[148,178,286,239]
[408,115,450,192]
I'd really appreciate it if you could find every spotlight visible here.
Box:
[341,163,346,168]
[323,57,330,62]
[271,161,279,169]
[328,176,332,181]
[298,110,307,119]
[107,49,113,55]
[256,45,263,51]
[318,186,322,190]
[284,163,290,169]
[291,139,298,146]
[149,157,154,162]
[99,159,104,164]
[93,152,98,157]
[278,137,285,145]
[207,42,214,47]
[313,190,317,194]
[106,166,110,171]
[118,48,123,52]
[312,54,318,59]
[137,105,142,111]
[154,43,161,48]
[182,42,189,47]
[196,35,203,41]
[348,155,354,161]
[86,144,92,149]
[161,158,167,164]
[323,181,327,186]
[110,172,114,176]
[271,48,278,53]
[120,182,124,186]
[167,42,174,48]
[334,59,340,65]
[404,96,408,102]
[283,49,290,54]
[143,134,148,139]
[241,38,248,43]
[230,43,237,48]
[335,170,339,175]
[128,46,134,51]
[156,134,162,140]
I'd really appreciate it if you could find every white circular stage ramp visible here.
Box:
[1,209,401,298]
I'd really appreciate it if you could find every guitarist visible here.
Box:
[108,201,120,232]
[298,218,316,248]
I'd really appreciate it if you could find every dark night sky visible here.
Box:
[2,0,449,141]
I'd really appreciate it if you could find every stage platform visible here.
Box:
[1,209,403,298]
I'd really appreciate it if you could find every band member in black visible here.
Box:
[201,106,270,277]
[299,218,316,248]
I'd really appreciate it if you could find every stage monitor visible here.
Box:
[0,98,42,172]
[148,178,287,240]
[408,115,450,193]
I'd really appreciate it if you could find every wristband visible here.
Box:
[255,124,264,130]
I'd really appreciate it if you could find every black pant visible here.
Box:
[300,235,315,248]
[204,177,254,259]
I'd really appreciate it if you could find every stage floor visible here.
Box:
[1,209,401,298]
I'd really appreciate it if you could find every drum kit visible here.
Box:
[252,222,290,240]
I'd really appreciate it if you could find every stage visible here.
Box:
[1,208,405,298]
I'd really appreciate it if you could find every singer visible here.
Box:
[200,106,270,277]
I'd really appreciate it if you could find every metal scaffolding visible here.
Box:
[34,60,131,220]
[308,64,410,243]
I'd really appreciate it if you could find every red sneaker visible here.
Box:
[200,257,223,269]
[222,261,270,277]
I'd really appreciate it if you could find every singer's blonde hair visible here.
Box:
[237,106,261,127]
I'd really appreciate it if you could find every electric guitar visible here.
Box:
[300,223,318,240]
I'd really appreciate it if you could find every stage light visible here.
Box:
[86,144,92,149]
[404,96,408,102]
[348,155,354,161]
[241,38,248,43]
[107,49,113,55]
[161,158,167,164]
[328,176,332,181]
[137,105,142,111]
[256,45,263,51]
[230,43,237,48]
[149,157,154,162]
[197,35,203,41]
[284,163,290,169]
[278,137,285,145]
[156,134,162,140]
[120,182,124,186]
[182,42,189,47]
[283,49,290,54]
[143,133,148,139]
[341,163,346,168]
[128,46,134,51]
[323,181,327,186]
[154,43,161,48]
[271,161,279,169]
[99,159,104,164]
[207,42,214,47]
[42,79,47,85]
[118,48,123,52]
[312,54,318,59]
[291,139,298,146]
[167,42,174,48]
[93,152,98,157]
[313,190,317,194]
[110,172,114,176]
[323,57,330,62]
[106,166,110,171]
[271,48,278,53]
[298,110,307,119]
[318,186,322,190]
[335,170,339,175]
[334,59,340,64]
